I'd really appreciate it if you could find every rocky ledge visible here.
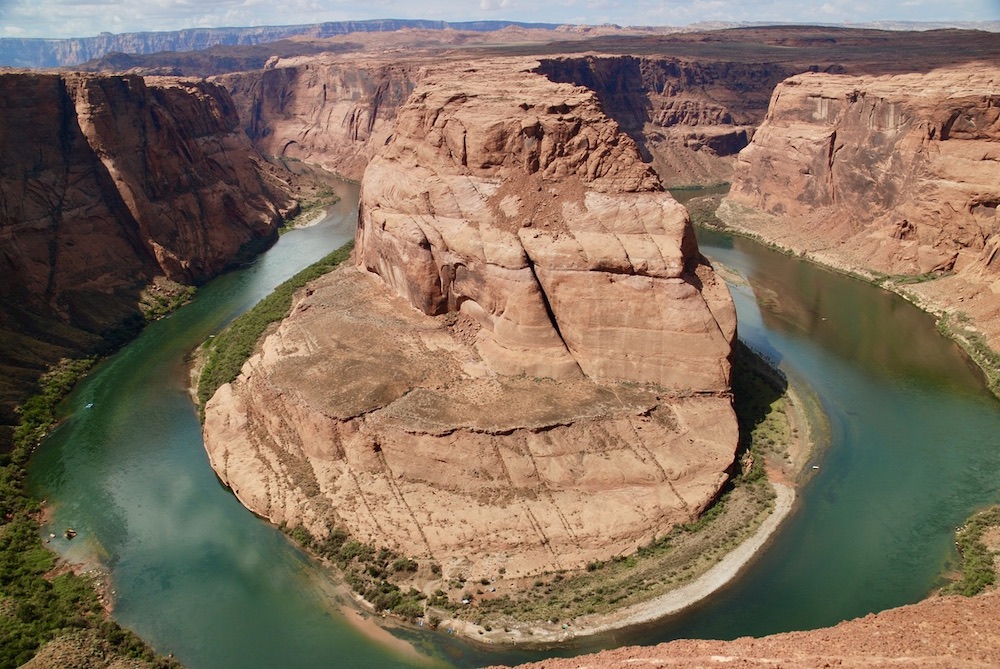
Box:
[203,58,740,585]
[491,589,1000,669]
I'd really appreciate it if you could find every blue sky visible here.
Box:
[1,0,999,39]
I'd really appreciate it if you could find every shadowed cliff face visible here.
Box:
[223,52,788,189]
[535,55,791,186]
[0,72,293,448]
[219,57,420,181]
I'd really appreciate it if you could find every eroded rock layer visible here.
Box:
[204,58,739,581]
[357,58,736,390]
[219,55,420,181]
[0,71,291,447]
[723,65,1000,349]
[204,268,738,580]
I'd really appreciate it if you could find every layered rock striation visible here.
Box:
[219,55,419,181]
[536,55,783,186]
[722,65,1000,349]
[357,58,735,389]
[204,58,739,582]
[0,71,291,447]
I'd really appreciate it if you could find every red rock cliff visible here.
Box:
[722,65,1000,352]
[0,71,292,447]
[203,58,739,585]
[357,57,736,389]
[219,55,419,181]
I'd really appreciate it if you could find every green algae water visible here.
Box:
[28,184,1000,668]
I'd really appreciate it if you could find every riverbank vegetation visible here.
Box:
[937,313,1000,396]
[281,524,428,622]
[139,277,198,322]
[279,186,341,235]
[196,240,354,411]
[0,358,178,668]
[699,193,1000,401]
[942,506,1000,597]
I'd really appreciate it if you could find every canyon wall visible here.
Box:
[0,19,563,69]
[723,65,1000,349]
[203,58,739,583]
[536,55,790,186]
[0,71,292,448]
[218,55,420,181]
[219,53,789,186]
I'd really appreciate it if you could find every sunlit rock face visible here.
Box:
[204,58,740,583]
[357,57,736,390]
[727,67,1000,279]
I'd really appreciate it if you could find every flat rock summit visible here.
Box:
[203,58,739,581]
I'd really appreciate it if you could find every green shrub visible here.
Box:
[391,557,419,573]
[0,357,177,668]
[197,241,353,410]
[942,506,1000,596]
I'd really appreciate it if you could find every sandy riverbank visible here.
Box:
[462,482,795,645]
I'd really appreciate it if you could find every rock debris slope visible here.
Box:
[203,58,739,581]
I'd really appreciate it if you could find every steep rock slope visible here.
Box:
[357,58,735,388]
[0,72,291,448]
[722,66,1000,349]
[203,58,739,582]
[219,55,420,181]
[221,52,782,187]
[536,55,787,186]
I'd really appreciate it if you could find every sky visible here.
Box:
[1,0,999,39]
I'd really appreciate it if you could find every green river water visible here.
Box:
[28,181,1000,668]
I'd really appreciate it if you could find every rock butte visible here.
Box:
[203,58,740,581]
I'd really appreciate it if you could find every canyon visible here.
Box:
[2,21,1000,669]
[722,65,1000,373]
[202,57,740,585]
[0,71,293,449]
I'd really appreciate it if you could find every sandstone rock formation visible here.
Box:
[203,58,739,582]
[357,58,735,388]
[0,71,291,448]
[219,55,419,181]
[536,55,779,186]
[722,65,1000,351]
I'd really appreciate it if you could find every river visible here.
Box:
[28,182,1000,668]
